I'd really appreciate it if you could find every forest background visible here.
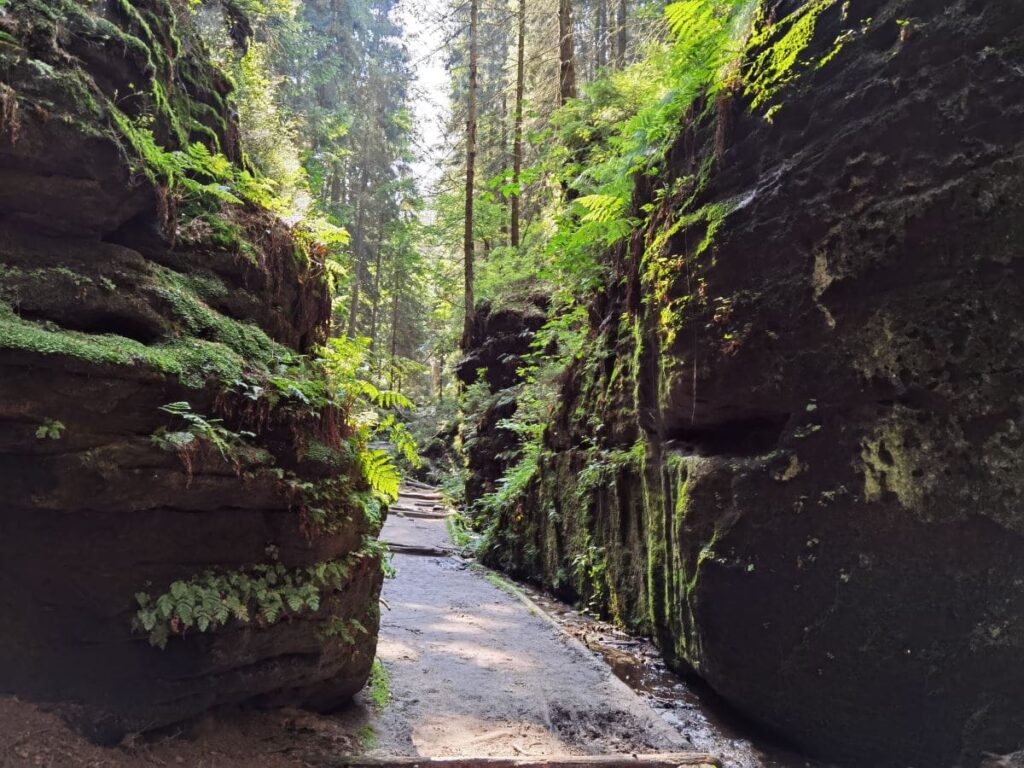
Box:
[189,0,753,511]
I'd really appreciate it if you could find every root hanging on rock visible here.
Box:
[0,83,20,144]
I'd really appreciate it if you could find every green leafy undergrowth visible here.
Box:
[366,658,391,711]
[133,537,384,648]
[151,400,257,478]
[446,511,476,552]
[357,724,379,750]
[112,109,275,209]
[35,418,65,440]
[284,474,387,536]
[321,615,371,645]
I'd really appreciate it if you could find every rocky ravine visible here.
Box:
[474,1,1024,766]
[0,0,381,741]
[457,297,548,510]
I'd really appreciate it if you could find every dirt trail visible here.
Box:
[363,491,694,761]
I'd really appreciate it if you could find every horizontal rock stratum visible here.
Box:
[0,0,382,741]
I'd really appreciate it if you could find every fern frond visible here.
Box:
[359,448,401,502]
[576,194,626,224]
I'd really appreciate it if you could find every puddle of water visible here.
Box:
[519,583,834,768]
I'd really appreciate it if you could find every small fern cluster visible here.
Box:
[321,615,371,645]
[133,538,383,648]
[152,401,253,458]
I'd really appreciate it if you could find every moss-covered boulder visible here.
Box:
[480,1,1024,765]
[0,0,382,741]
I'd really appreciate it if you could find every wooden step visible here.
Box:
[400,492,445,503]
[385,542,455,557]
[335,754,719,767]
[401,480,440,492]
[391,501,444,510]
[393,511,451,520]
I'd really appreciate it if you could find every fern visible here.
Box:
[576,194,626,224]
[665,0,722,42]
[359,380,415,410]
[133,553,366,648]
[359,448,401,502]
[153,401,250,461]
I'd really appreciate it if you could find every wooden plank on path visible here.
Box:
[335,755,719,767]
[385,542,455,557]
[402,479,439,491]
[398,512,451,520]
[400,492,445,503]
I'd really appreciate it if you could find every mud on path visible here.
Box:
[361,496,694,760]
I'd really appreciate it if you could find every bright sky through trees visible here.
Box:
[397,0,450,191]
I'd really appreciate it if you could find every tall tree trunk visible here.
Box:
[368,234,384,357]
[558,0,577,104]
[510,0,526,249]
[347,259,361,339]
[614,0,627,68]
[437,350,446,403]
[346,166,371,339]
[499,92,509,244]
[596,0,608,70]
[389,288,400,391]
[462,0,479,350]
[327,162,341,210]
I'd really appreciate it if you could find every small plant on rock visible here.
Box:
[34,418,65,440]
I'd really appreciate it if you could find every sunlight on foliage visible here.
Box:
[466,0,758,523]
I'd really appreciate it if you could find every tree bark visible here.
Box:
[558,0,577,104]
[614,0,627,68]
[510,0,526,249]
[389,286,400,390]
[437,349,446,402]
[462,0,479,349]
[596,0,608,70]
[368,233,384,357]
[346,165,370,339]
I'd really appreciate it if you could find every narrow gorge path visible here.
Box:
[354,487,715,765]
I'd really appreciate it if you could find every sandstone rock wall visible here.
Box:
[457,297,547,512]
[479,1,1024,765]
[0,0,381,741]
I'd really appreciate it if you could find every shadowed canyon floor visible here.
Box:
[354,488,822,768]
[1,488,827,767]
[365,505,690,759]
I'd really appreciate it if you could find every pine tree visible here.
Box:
[462,0,479,349]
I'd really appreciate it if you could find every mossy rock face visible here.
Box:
[0,0,376,742]
[456,297,549,511]
[476,2,1024,766]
